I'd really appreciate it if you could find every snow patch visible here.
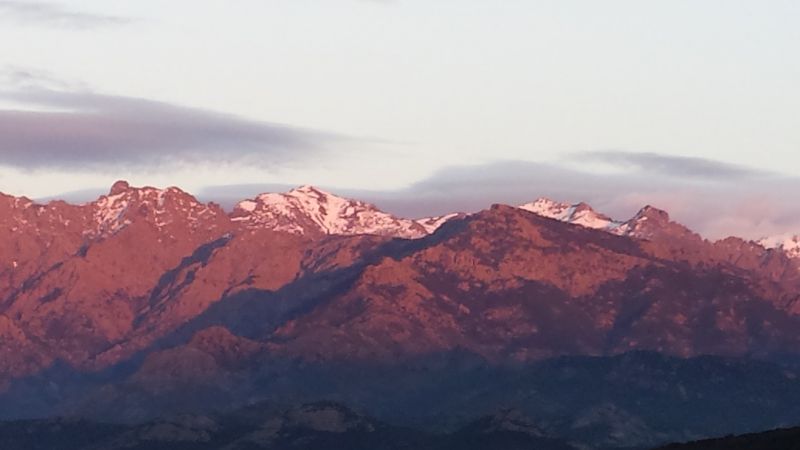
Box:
[415,213,461,234]
[232,186,432,238]
[519,198,623,232]
[759,234,800,259]
[88,185,216,238]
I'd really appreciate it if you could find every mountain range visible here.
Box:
[5,181,800,448]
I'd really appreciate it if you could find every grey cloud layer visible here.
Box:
[0,88,342,170]
[333,155,796,241]
[51,153,800,241]
[578,151,769,180]
[373,157,796,241]
[0,1,130,29]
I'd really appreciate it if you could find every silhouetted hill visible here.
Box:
[0,402,580,450]
[657,426,800,449]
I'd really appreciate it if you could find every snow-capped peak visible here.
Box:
[231,185,432,238]
[519,198,623,231]
[519,198,571,220]
[610,205,694,241]
[517,198,694,242]
[89,181,221,237]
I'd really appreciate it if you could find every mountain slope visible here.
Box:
[6,183,800,446]
[3,183,800,387]
[266,205,800,362]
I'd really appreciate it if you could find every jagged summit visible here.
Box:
[11,181,800,259]
[519,197,622,232]
[613,204,696,241]
[104,181,191,199]
[90,181,226,238]
[290,184,327,195]
[518,197,701,244]
[631,205,670,223]
[231,185,432,238]
[109,180,131,196]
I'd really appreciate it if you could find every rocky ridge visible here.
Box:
[2,182,800,418]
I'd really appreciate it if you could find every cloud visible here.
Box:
[0,87,345,171]
[49,153,800,241]
[369,160,655,218]
[575,151,769,181]
[336,157,800,241]
[0,1,130,29]
[0,66,86,91]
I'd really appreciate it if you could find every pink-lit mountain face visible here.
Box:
[3,181,800,393]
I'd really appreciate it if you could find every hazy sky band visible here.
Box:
[0,0,798,239]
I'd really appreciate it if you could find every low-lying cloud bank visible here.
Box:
[388,158,793,241]
[200,154,797,241]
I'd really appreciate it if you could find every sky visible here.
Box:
[0,0,799,239]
